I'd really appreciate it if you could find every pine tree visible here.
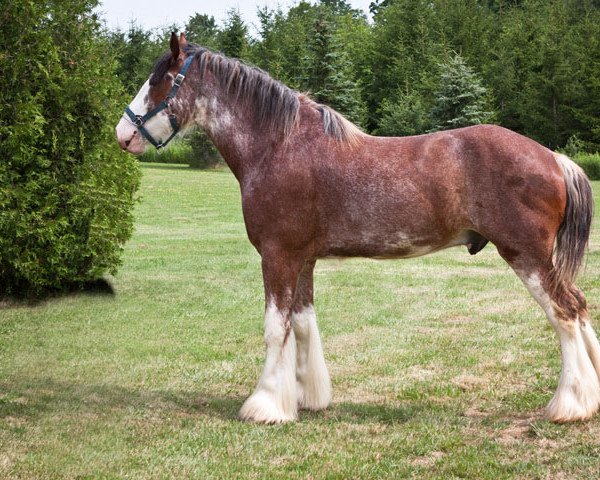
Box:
[429,53,495,131]
[305,10,367,127]
[219,9,248,59]
[185,13,218,49]
[108,21,158,96]
[376,91,430,136]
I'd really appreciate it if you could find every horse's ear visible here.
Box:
[179,32,187,48]
[170,31,180,61]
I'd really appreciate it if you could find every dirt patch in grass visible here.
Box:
[411,450,445,467]
[452,373,488,391]
[496,416,537,445]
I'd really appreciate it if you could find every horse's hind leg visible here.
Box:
[292,260,331,411]
[511,263,600,422]
[239,249,303,423]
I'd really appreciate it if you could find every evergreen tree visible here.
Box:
[319,0,360,17]
[219,9,248,59]
[429,53,495,131]
[252,7,289,80]
[376,91,430,136]
[256,2,319,89]
[185,13,218,49]
[108,21,159,96]
[0,0,140,295]
[368,0,442,130]
[305,10,368,126]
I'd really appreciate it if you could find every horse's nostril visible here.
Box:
[125,139,131,147]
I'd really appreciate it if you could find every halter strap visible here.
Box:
[124,55,195,149]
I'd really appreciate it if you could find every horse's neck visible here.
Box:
[196,92,272,182]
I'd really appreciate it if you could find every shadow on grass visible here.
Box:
[140,162,228,173]
[140,162,190,171]
[0,278,115,308]
[0,378,241,422]
[0,378,429,425]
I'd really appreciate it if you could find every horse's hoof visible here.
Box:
[239,390,297,424]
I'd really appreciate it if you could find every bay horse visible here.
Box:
[116,33,599,424]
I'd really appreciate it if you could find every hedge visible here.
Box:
[0,0,140,296]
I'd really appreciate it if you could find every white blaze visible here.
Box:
[115,78,173,154]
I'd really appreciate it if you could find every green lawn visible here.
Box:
[2,163,600,479]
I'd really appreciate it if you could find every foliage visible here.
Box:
[562,135,586,158]
[139,134,223,169]
[219,9,248,59]
[428,53,495,131]
[246,3,370,127]
[187,131,223,169]
[574,153,600,181]
[0,0,140,296]
[185,13,219,49]
[375,91,430,136]
[139,140,192,165]
[107,21,163,96]
[366,0,445,131]
[304,9,368,127]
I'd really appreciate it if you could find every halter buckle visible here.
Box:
[174,73,185,86]
[134,115,144,126]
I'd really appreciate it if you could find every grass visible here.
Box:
[2,163,600,478]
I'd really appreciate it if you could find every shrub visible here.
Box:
[187,131,223,169]
[574,153,600,181]
[0,0,141,296]
[140,139,192,165]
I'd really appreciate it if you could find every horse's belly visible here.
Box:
[318,230,449,259]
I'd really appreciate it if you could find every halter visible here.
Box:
[124,55,195,149]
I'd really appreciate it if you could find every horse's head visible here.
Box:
[115,32,194,154]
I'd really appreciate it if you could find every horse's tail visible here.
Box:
[548,153,594,292]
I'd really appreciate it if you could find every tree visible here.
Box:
[375,91,430,136]
[367,0,442,130]
[0,0,140,296]
[185,13,219,49]
[251,7,289,80]
[429,53,495,131]
[108,21,160,96]
[304,9,368,126]
[219,9,248,59]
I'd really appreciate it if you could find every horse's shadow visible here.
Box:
[1,378,423,425]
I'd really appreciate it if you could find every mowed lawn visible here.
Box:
[2,163,600,479]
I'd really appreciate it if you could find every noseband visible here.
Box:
[124,55,195,149]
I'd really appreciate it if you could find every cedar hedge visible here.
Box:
[0,0,140,296]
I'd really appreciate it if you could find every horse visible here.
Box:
[116,32,599,424]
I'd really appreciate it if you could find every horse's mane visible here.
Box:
[150,44,363,145]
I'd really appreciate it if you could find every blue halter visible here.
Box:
[124,55,195,149]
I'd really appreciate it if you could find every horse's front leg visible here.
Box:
[239,250,303,423]
[293,260,331,411]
